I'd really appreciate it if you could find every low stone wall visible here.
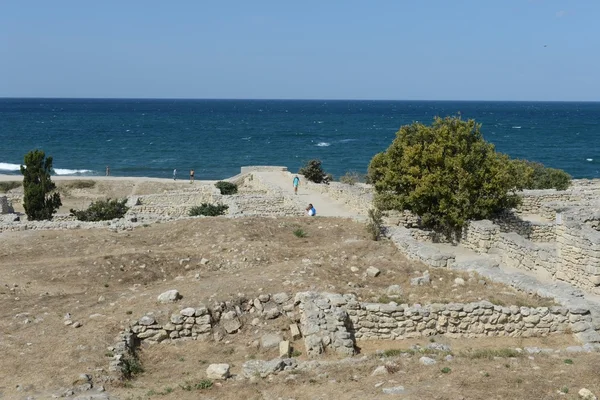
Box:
[0,196,14,214]
[110,290,597,376]
[494,233,557,274]
[555,223,600,290]
[349,301,578,340]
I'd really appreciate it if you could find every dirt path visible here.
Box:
[255,171,358,218]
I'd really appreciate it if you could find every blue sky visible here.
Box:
[0,0,598,100]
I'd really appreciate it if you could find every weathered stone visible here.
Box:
[578,388,598,400]
[290,323,302,340]
[206,363,230,380]
[371,366,388,376]
[273,292,290,304]
[386,285,403,297]
[261,333,282,349]
[382,386,406,395]
[180,307,196,317]
[241,358,297,378]
[279,340,291,358]
[157,289,181,304]
[139,315,155,326]
[419,356,437,365]
[366,267,381,277]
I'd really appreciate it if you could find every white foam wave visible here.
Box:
[339,139,357,143]
[0,162,21,171]
[512,126,522,129]
[54,168,93,175]
[316,142,331,147]
[587,158,593,162]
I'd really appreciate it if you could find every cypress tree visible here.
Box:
[20,150,62,220]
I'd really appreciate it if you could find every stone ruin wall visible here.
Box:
[109,290,592,376]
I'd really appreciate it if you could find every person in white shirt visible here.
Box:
[306,203,316,216]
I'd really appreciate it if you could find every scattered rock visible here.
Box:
[241,358,297,378]
[200,258,209,265]
[579,388,598,400]
[454,277,465,286]
[222,316,242,334]
[251,318,261,326]
[157,289,181,304]
[419,356,437,365]
[366,266,381,277]
[206,363,230,380]
[261,333,283,349]
[350,266,359,273]
[279,340,291,358]
[180,307,196,317]
[386,285,403,297]
[371,366,388,376]
[139,315,156,326]
[272,292,290,304]
[382,386,406,395]
[72,321,82,328]
[290,323,302,340]
[410,271,430,286]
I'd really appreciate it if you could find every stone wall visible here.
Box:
[349,301,579,340]
[0,196,14,214]
[555,223,600,289]
[111,290,596,376]
[461,218,600,293]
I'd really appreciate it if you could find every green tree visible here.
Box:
[299,159,331,184]
[70,198,129,221]
[20,150,62,220]
[368,116,525,236]
[511,159,571,190]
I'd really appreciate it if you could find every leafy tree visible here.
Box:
[215,181,238,195]
[369,116,525,236]
[70,198,129,221]
[511,159,571,190]
[20,150,62,220]
[299,159,331,184]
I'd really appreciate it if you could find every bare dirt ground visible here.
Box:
[1,179,598,399]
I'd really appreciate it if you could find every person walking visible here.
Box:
[293,175,300,195]
[190,169,195,183]
[173,168,177,180]
[105,166,110,176]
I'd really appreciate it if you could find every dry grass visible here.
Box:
[0,197,581,399]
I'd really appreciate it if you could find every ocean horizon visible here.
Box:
[1,98,599,180]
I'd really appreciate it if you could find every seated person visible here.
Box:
[306,203,316,216]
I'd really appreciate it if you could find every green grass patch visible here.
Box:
[63,180,96,190]
[293,228,307,238]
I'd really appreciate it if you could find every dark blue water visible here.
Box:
[1,99,599,179]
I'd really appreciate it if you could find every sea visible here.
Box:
[0,99,599,180]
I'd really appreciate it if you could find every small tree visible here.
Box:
[511,159,571,190]
[70,198,129,221]
[369,116,525,237]
[215,181,238,195]
[299,159,330,184]
[189,203,228,216]
[20,150,62,220]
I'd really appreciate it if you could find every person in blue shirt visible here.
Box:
[293,175,300,195]
[306,203,316,216]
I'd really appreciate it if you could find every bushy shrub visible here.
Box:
[369,116,525,237]
[0,181,21,193]
[511,160,571,190]
[339,171,367,185]
[366,208,383,241]
[299,159,330,184]
[70,198,129,221]
[189,203,228,216]
[215,181,238,195]
[20,150,62,220]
